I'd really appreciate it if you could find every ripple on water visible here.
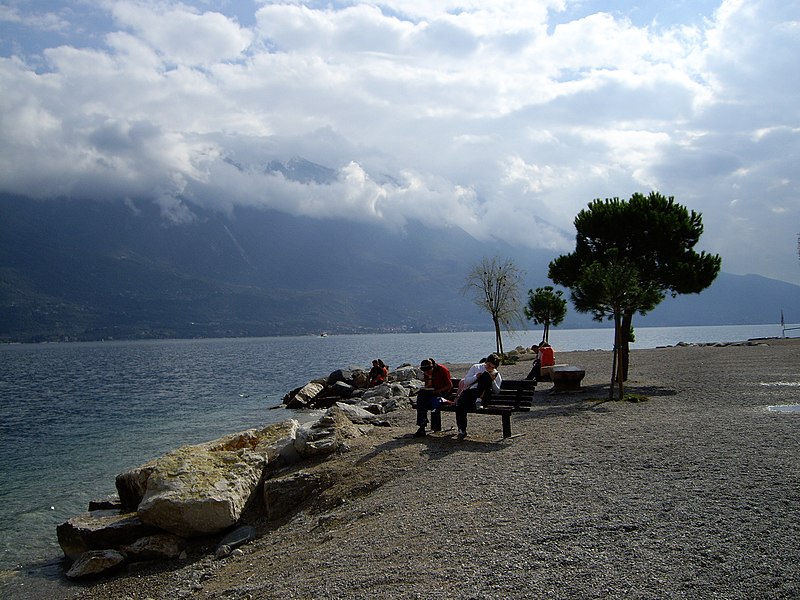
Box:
[766,404,800,413]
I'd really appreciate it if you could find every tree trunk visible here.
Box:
[610,314,621,400]
[609,347,617,401]
[543,323,550,343]
[619,312,633,382]
[616,316,625,400]
[493,316,503,354]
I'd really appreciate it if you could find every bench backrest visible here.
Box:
[449,377,535,410]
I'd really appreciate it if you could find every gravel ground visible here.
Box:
[23,339,800,599]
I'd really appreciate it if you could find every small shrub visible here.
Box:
[623,393,648,403]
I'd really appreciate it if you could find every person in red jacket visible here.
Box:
[539,342,555,367]
[414,358,452,437]
[368,359,388,387]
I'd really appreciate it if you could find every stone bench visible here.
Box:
[538,364,568,382]
[550,365,586,392]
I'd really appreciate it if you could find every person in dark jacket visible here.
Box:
[414,358,452,437]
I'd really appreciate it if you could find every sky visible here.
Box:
[1,0,799,284]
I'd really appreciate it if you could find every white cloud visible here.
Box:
[0,4,69,32]
[109,1,254,65]
[0,0,798,284]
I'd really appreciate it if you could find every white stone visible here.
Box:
[121,421,299,537]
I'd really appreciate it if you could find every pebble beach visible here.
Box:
[15,338,800,599]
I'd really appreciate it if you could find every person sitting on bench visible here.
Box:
[455,353,502,440]
[525,343,541,381]
[414,358,452,437]
[539,341,555,367]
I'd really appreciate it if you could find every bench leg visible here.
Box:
[501,413,511,438]
[431,410,442,432]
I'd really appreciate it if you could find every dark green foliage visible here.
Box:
[568,252,662,322]
[623,393,649,403]
[524,285,567,343]
[549,191,721,388]
[568,251,662,399]
[550,192,721,296]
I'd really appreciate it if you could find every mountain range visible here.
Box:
[1,189,798,343]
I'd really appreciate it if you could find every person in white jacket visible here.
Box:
[455,353,502,440]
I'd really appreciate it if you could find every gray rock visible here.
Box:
[329,380,354,398]
[66,549,126,579]
[136,445,265,537]
[361,383,391,401]
[57,510,158,561]
[326,369,352,386]
[116,464,157,510]
[390,366,418,382]
[88,495,123,511]
[334,402,382,424]
[121,533,186,561]
[215,525,256,558]
[350,369,368,388]
[294,406,363,458]
[283,381,325,408]
[263,470,332,520]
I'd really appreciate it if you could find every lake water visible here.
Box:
[0,323,792,592]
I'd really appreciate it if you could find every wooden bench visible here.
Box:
[428,378,536,438]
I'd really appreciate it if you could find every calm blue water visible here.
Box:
[0,324,791,583]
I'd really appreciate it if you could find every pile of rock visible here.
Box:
[282,364,426,413]
[58,407,364,579]
[57,364,429,580]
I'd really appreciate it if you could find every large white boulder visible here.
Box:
[117,421,301,537]
[135,444,265,537]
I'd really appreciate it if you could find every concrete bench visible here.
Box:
[550,365,586,392]
[538,364,568,382]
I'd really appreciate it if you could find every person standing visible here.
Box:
[455,353,502,440]
[414,358,452,437]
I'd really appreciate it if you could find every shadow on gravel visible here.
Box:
[626,384,677,397]
[419,433,508,458]
[525,386,612,418]
[520,382,675,419]
[357,430,507,465]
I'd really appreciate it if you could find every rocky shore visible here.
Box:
[15,339,800,599]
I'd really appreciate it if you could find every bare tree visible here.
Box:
[463,256,524,355]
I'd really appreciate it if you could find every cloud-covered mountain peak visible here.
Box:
[264,157,338,185]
